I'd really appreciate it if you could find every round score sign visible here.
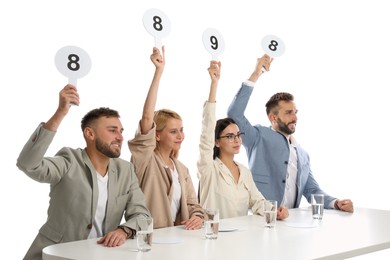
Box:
[143,8,171,49]
[202,28,225,61]
[54,45,91,86]
[261,35,285,58]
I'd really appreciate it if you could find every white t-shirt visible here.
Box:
[88,172,108,238]
[169,162,182,223]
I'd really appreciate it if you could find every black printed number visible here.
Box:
[67,54,80,71]
[153,16,163,31]
[210,36,218,50]
[268,40,278,52]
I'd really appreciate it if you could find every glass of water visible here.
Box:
[264,200,277,228]
[136,216,153,252]
[311,194,324,220]
[204,208,219,239]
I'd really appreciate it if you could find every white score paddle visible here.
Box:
[261,34,285,72]
[143,8,171,50]
[202,28,225,61]
[54,45,91,87]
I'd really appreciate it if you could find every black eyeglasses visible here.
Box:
[218,133,245,143]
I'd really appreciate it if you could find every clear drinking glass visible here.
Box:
[204,208,219,239]
[136,216,153,252]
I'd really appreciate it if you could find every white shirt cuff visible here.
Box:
[329,199,338,209]
[244,80,255,87]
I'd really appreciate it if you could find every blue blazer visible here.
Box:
[227,83,335,208]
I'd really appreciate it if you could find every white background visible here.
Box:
[1,0,389,259]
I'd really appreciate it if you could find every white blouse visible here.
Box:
[197,102,268,219]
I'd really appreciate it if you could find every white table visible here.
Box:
[43,207,390,260]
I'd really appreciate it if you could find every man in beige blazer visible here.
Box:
[16,84,150,260]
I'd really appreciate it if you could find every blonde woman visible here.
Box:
[128,47,203,229]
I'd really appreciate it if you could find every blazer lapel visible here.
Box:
[81,150,99,229]
[105,161,118,233]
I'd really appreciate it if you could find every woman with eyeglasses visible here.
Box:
[197,60,289,220]
[128,46,203,229]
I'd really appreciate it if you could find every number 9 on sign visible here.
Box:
[261,35,285,58]
[202,28,225,60]
[54,45,92,86]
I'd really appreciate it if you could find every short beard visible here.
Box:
[96,138,120,158]
[276,118,295,135]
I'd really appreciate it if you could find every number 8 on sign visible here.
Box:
[143,8,171,49]
[261,35,285,58]
[54,45,92,86]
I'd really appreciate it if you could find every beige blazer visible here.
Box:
[128,123,203,229]
[17,124,150,260]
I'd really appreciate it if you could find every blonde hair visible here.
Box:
[153,109,182,159]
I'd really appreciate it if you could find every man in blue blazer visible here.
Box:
[227,54,353,213]
[17,84,150,260]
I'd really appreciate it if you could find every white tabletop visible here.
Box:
[42,207,390,260]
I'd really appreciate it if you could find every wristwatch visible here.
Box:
[118,226,134,239]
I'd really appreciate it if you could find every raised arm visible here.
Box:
[248,54,273,83]
[197,60,221,177]
[16,84,78,183]
[197,61,222,208]
[44,84,79,131]
[140,46,165,134]
[227,54,274,147]
[207,60,221,102]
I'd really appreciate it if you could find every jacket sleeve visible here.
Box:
[300,152,336,209]
[128,122,156,183]
[122,162,152,231]
[227,83,258,149]
[303,172,336,209]
[16,123,69,184]
[197,102,216,183]
[240,165,267,216]
[184,168,204,218]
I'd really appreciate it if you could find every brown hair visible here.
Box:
[81,107,120,131]
[265,92,294,116]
